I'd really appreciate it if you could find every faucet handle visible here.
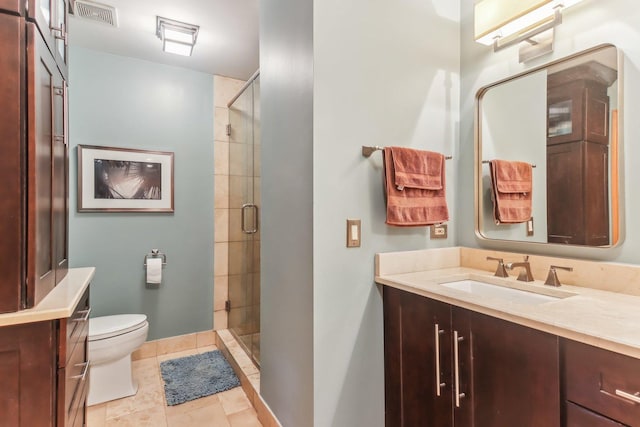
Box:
[486,256,509,278]
[544,265,573,287]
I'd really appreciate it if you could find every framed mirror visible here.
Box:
[475,44,622,248]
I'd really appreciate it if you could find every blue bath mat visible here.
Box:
[160,350,241,406]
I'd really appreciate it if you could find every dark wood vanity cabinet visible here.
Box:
[383,287,560,427]
[0,4,69,313]
[0,287,89,427]
[546,63,616,246]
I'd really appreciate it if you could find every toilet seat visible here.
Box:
[89,314,148,341]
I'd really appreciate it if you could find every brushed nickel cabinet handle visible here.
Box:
[73,308,91,322]
[71,361,90,380]
[615,389,640,404]
[53,85,67,145]
[453,331,465,407]
[435,324,445,396]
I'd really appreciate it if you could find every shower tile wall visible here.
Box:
[213,75,246,331]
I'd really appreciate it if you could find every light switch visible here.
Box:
[347,219,361,248]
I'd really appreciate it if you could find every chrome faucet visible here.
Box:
[486,256,509,277]
[544,265,573,287]
[505,256,534,282]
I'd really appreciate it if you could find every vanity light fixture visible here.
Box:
[156,16,200,57]
[474,0,584,61]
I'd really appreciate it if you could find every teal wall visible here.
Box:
[68,47,214,340]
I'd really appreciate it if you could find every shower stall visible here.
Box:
[227,72,261,366]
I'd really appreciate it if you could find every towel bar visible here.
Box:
[482,160,536,168]
[362,145,453,159]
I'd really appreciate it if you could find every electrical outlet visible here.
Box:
[430,224,448,239]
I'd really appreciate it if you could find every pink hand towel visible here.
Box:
[383,147,449,226]
[489,160,533,224]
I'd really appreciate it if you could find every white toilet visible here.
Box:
[87,314,149,406]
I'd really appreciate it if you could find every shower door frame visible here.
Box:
[226,71,261,367]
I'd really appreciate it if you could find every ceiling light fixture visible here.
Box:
[474,0,584,61]
[156,16,200,57]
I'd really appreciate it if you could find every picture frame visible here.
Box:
[78,145,174,212]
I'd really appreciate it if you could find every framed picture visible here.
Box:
[78,145,174,212]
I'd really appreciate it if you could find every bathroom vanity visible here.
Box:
[376,248,640,427]
[0,268,93,427]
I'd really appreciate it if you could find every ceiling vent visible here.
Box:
[71,0,118,27]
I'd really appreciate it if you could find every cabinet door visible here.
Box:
[0,321,56,427]
[547,141,609,246]
[52,0,68,76]
[0,14,25,313]
[468,311,560,427]
[384,287,453,427]
[26,22,59,307]
[27,0,68,76]
[547,142,585,245]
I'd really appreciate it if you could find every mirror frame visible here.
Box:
[474,43,624,250]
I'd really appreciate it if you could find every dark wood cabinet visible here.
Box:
[0,287,89,427]
[0,4,68,313]
[383,287,560,427]
[546,63,616,246]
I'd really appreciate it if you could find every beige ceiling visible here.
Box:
[69,0,259,80]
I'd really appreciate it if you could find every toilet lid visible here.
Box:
[89,314,148,341]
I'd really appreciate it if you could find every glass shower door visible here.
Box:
[228,75,260,366]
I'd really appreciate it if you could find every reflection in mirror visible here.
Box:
[476,44,620,247]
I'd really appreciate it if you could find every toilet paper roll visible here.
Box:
[146,257,162,284]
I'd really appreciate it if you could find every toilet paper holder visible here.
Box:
[144,249,167,266]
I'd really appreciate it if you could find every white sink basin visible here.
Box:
[441,280,562,305]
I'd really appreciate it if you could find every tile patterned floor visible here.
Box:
[87,345,263,426]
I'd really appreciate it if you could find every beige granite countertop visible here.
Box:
[0,267,95,327]
[375,248,640,360]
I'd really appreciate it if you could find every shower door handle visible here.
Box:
[241,203,259,234]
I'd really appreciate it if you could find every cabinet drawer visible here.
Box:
[566,402,626,427]
[64,289,90,366]
[60,337,88,426]
[563,339,640,426]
